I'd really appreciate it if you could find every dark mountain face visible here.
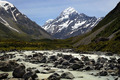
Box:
[92,2,120,32]
[71,2,120,53]
[43,7,102,39]
[0,1,52,40]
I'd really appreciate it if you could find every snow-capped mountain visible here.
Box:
[0,0,52,40]
[43,7,103,39]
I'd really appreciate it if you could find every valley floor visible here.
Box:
[0,50,120,80]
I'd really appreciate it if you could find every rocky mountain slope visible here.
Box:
[0,0,52,40]
[71,2,120,53]
[43,7,102,39]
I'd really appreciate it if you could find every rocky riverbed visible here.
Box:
[0,50,120,80]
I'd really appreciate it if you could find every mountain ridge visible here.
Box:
[43,7,103,39]
[0,0,52,40]
[71,2,120,53]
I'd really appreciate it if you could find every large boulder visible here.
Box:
[23,71,38,80]
[49,55,58,62]
[97,57,108,63]
[81,56,89,61]
[70,61,84,70]
[48,73,60,80]
[118,58,120,64]
[0,73,9,79]
[70,63,81,70]
[108,63,116,70]
[62,55,73,60]
[13,64,26,78]
[61,72,74,79]
[57,58,64,64]
[39,56,47,63]
[109,57,117,63]
[33,53,43,57]
[0,60,19,71]
[95,63,103,70]
[54,61,59,67]
[83,66,93,71]
[69,58,80,63]
[98,71,108,76]
[90,59,95,65]
[61,61,70,69]
[115,77,120,80]
[62,61,70,66]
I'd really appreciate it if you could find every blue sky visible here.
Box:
[7,0,119,26]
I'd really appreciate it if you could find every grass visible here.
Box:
[0,39,72,51]
[76,40,120,54]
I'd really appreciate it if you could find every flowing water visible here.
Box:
[0,50,120,80]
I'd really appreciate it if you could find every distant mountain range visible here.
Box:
[0,0,52,40]
[43,7,103,39]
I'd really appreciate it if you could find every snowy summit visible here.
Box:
[0,0,14,10]
[60,7,77,16]
[43,7,103,39]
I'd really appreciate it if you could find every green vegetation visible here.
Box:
[1,2,120,55]
[76,40,120,54]
[94,16,120,39]
[0,23,32,41]
[114,31,120,40]
[71,2,120,54]
[92,2,120,32]
[0,39,72,51]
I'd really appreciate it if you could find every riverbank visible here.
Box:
[0,50,120,80]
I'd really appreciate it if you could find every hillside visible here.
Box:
[72,2,120,53]
[0,1,52,40]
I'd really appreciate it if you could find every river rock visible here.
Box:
[0,73,9,79]
[62,61,70,66]
[62,55,72,60]
[48,73,60,80]
[39,56,47,63]
[57,58,64,64]
[81,56,89,61]
[49,55,58,62]
[105,52,113,56]
[83,66,93,71]
[13,64,26,78]
[61,72,74,79]
[33,53,43,57]
[98,70,108,76]
[70,63,81,70]
[6,78,24,80]
[95,63,103,70]
[34,69,40,73]
[0,60,19,71]
[115,77,120,80]
[23,71,38,80]
[118,58,120,64]
[54,61,59,67]
[69,57,80,63]
[109,57,117,63]
[97,57,108,63]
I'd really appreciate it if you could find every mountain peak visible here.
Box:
[46,19,54,24]
[0,0,14,10]
[61,7,77,16]
[0,0,52,40]
[43,7,102,39]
